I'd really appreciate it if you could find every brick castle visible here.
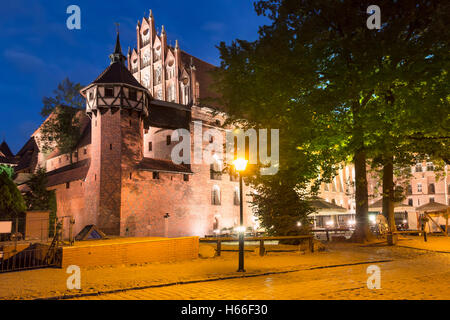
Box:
[7,12,254,238]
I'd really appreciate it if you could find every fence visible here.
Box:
[0,243,61,273]
[312,228,352,242]
[200,235,315,257]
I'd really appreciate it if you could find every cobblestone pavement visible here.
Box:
[74,250,450,300]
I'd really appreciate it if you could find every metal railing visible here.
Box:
[200,235,315,257]
[0,245,60,273]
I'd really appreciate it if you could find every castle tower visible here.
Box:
[81,31,151,235]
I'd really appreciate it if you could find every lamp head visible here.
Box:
[233,158,248,172]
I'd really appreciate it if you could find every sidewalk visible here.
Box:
[0,238,448,300]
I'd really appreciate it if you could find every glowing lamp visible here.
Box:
[233,158,248,172]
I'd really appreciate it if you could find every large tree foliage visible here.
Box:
[0,171,26,219]
[24,168,57,236]
[249,170,315,236]
[40,78,85,163]
[216,0,449,241]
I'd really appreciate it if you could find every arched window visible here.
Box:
[428,183,435,194]
[211,185,221,205]
[210,158,222,180]
[233,187,240,206]
[167,84,176,102]
[154,66,162,85]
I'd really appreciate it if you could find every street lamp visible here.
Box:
[233,158,248,272]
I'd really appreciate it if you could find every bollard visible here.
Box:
[216,239,221,256]
[259,240,265,256]
[423,231,427,242]
[309,236,314,253]
[326,230,330,242]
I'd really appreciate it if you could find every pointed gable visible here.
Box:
[0,141,14,159]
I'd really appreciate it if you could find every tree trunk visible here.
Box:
[351,148,372,242]
[382,154,397,245]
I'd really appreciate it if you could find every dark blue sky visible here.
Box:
[0,0,268,153]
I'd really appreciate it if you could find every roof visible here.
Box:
[416,202,449,213]
[137,158,192,174]
[0,141,16,165]
[180,51,222,110]
[46,159,90,187]
[0,141,14,158]
[15,137,39,172]
[90,61,146,90]
[309,197,347,212]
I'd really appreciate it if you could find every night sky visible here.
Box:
[0,0,268,153]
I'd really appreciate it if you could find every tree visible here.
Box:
[0,165,14,179]
[40,78,85,164]
[215,0,450,242]
[249,170,315,237]
[24,167,57,236]
[0,171,26,219]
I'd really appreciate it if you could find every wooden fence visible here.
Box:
[200,235,314,257]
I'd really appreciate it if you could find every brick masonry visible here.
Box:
[61,237,199,268]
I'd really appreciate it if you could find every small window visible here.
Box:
[105,87,114,97]
[428,183,435,194]
[148,141,152,151]
[429,197,435,203]
[209,136,214,143]
[426,162,434,171]
[89,92,94,100]
[417,183,422,193]
[408,198,413,206]
[110,144,113,150]
[183,174,189,182]
[415,164,422,173]
[166,135,171,145]
[66,182,70,189]
[153,172,160,179]
[83,148,87,155]
[129,89,137,101]
[406,185,412,195]
[211,186,221,205]
[129,172,132,179]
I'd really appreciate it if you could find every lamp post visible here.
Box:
[233,158,248,272]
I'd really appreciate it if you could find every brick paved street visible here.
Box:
[74,248,450,300]
[1,238,449,300]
